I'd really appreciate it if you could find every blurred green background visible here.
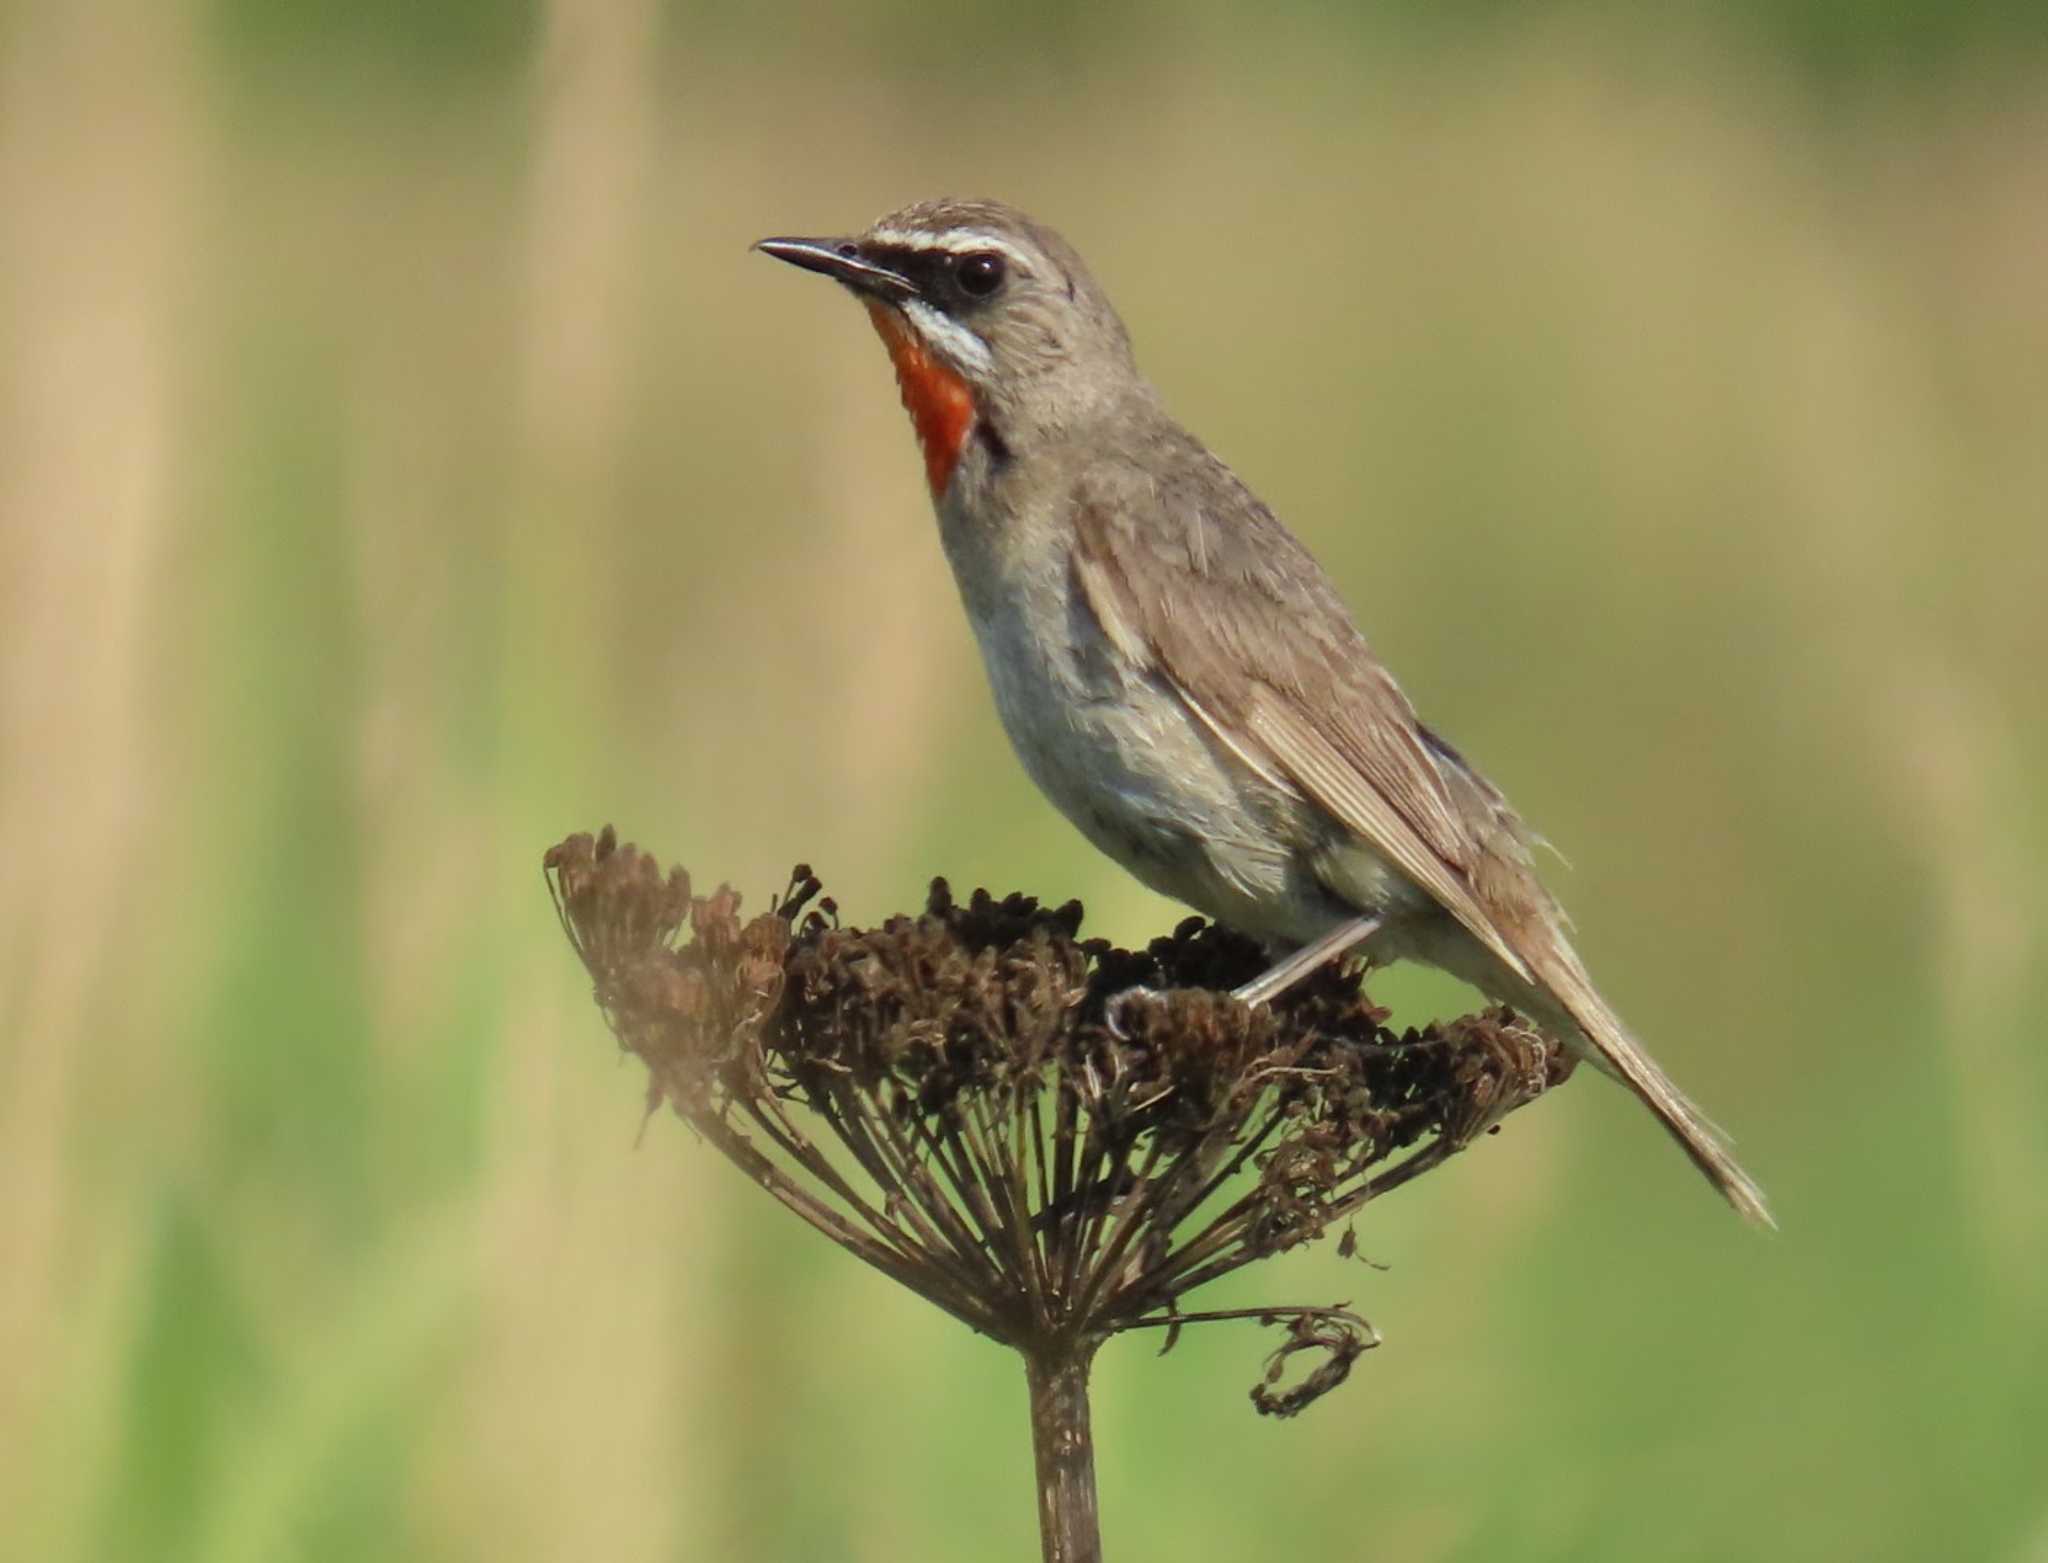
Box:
[4,1,2045,1558]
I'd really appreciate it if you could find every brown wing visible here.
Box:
[1067,443,1536,982]
[1071,443,1776,1225]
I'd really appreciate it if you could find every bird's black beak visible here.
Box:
[752,236,917,299]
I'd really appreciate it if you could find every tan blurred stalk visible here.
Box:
[1887,657,2043,1301]
[0,0,196,1506]
[450,2,712,1559]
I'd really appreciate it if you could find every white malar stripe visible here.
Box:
[866,227,1036,273]
[902,299,994,376]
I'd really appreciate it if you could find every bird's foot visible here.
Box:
[1226,976,1276,1009]
[1110,978,1284,1037]
[1104,984,1163,1039]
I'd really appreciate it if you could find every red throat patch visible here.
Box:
[864,300,976,498]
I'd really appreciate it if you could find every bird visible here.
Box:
[755,198,1772,1226]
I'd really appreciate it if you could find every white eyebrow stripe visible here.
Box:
[866,228,1036,271]
[901,299,995,375]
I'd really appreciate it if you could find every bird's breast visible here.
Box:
[938,529,1338,940]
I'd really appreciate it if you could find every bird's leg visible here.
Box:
[1232,914,1383,1007]
[1106,914,1384,1034]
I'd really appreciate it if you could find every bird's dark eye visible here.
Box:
[954,252,1006,298]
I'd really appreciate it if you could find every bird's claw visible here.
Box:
[1104,983,1163,1039]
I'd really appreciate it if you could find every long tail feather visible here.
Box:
[1534,954,1775,1228]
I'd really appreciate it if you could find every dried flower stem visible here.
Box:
[1024,1339,1103,1563]
[542,827,1572,1560]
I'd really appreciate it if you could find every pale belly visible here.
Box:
[960,573,1429,949]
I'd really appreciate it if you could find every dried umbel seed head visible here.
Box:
[544,827,1571,1412]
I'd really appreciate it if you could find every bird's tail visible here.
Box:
[1530,949,1775,1229]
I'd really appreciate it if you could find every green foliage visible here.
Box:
[209,0,541,81]
[198,0,2048,83]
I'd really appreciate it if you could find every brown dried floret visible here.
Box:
[544,827,1571,1411]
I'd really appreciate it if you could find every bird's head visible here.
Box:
[755,198,1138,499]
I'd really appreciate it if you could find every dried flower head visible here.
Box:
[543,825,1571,1417]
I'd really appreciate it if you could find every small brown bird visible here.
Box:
[756,199,1771,1225]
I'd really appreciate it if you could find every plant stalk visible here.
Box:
[1024,1339,1103,1563]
